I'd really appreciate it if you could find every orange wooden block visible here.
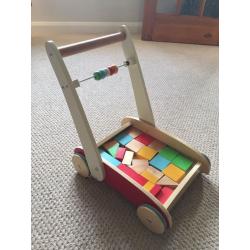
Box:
[146,165,164,179]
[126,139,144,152]
[148,140,166,151]
[122,151,134,165]
[157,175,178,188]
[126,127,142,138]
[143,181,155,191]
[131,164,148,174]
[137,146,157,160]
[162,164,185,183]
[141,170,159,183]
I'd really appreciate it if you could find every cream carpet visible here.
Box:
[32,34,218,249]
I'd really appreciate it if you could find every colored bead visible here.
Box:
[108,65,118,75]
[99,69,106,79]
[104,68,110,76]
[93,71,101,80]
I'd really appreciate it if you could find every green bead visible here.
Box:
[93,71,101,80]
[99,69,107,79]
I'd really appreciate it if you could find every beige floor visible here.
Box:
[32,34,218,249]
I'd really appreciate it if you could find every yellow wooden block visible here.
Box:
[133,155,145,160]
[141,170,159,183]
[143,181,155,191]
[162,164,185,183]
[147,165,164,179]
[137,146,158,160]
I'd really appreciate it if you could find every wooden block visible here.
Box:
[108,143,119,157]
[126,127,142,138]
[159,146,179,161]
[115,147,126,161]
[122,151,134,165]
[172,154,193,171]
[148,140,165,151]
[100,150,121,167]
[143,181,155,191]
[149,154,171,171]
[103,139,118,151]
[118,164,148,186]
[150,184,162,196]
[131,164,148,174]
[156,186,173,204]
[115,133,133,145]
[141,170,159,183]
[135,133,154,145]
[126,139,144,152]
[146,165,164,179]
[162,164,186,183]
[132,159,149,167]
[157,176,178,188]
[137,146,158,160]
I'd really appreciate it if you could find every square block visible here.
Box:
[148,140,166,151]
[149,154,171,171]
[132,159,149,168]
[141,170,159,183]
[135,133,154,145]
[103,139,118,151]
[126,139,144,152]
[100,150,121,167]
[131,164,148,174]
[108,143,119,157]
[159,146,179,161]
[156,186,173,204]
[118,164,148,186]
[115,133,133,145]
[115,147,126,161]
[163,164,185,183]
[172,154,193,171]
[122,151,134,165]
[150,184,162,196]
[143,181,155,191]
[146,165,164,179]
[137,146,158,160]
[126,127,142,138]
[157,175,178,188]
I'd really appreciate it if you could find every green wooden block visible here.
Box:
[172,155,193,171]
[159,146,179,161]
[108,143,119,157]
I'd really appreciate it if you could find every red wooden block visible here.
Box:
[156,186,173,204]
[115,147,126,161]
[118,164,148,186]
[135,133,154,145]
[150,184,162,196]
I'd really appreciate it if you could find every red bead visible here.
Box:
[108,65,118,75]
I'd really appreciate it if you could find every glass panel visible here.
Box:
[157,0,177,14]
[204,0,219,18]
[180,0,201,16]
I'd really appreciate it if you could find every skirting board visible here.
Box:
[32,22,142,37]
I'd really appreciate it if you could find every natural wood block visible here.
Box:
[126,139,145,152]
[162,164,185,183]
[148,140,165,151]
[159,146,179,161]
[103,139,118,151]
[115,147,126,161]
[146,165,164,179]
[132,159,149,167]
[143,181,155,191]
[122,151,134,165]
[149,154,171,171]
[126,127,142,138]
[141,170,159,183]
[156,186,173,204]
[157,175,178,188]
[130,164,148,174]
[172,154,193,171]
[135,133,154,145]
[137,146,158,160]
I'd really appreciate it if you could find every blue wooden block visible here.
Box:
[115,133,133,145]
[149,154,171,171]
[99,150,121,167]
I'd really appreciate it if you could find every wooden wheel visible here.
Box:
[137,204,167,234]
[72,153,90,177]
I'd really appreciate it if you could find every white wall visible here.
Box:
[32,0,145,22]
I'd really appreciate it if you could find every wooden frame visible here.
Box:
[142,0,219,45]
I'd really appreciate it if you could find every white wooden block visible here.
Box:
[122,151,134,165]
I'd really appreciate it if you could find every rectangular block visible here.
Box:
[131,164,148,174]
[172,154,193,171]
[149,154,171,171]
[108,143,119,157]
[122,151,134,165]
[156,186,173,204]
[126,127,142,138]
[148,140,166,151]
[159,146,179,161]
[100,150,121,167]
[137,146,158,160]
[150,184,162,196]
[157,175,178,188]
[103,139,118,151]
[115,133,133,145]
[143,181,155,191]
[126,139,144,152]
[141,170,159,183]
[135,133,155,145]
[132,159,149,167]
[146,165,164,179]
[115,147,126,161]
[163,164,186,183]
[118,164,148,186]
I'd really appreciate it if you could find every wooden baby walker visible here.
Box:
[46,25,211,234]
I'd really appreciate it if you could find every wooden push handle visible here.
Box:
[58,31,126,57]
